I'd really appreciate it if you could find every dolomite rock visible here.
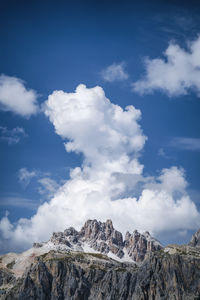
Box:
[0,222,200,299]
[124,230,162,262]
[48,219,161,263]
[1,247,200,300]
[188,229,200,248]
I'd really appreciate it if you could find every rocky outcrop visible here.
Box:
[80,219,124,258]
[48,219,162,263]
[1,221,200,299]
[188,229,200,248]
[125,230,161,263]
[1,246,200,300]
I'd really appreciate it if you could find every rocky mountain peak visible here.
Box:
[124,229,161,262]
[64,226,79,236]
[188,228,200,247]
[80,219,102,240]
[80,219,122,244]
[47,219,162,263]
[79,219,124,258]
[1,228,200,299]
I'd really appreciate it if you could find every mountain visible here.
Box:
[43,219,162,263]
[188,229,200,248]
[0,220,200,299]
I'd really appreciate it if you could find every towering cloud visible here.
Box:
[44,84,145,175]
[0,85,199,253]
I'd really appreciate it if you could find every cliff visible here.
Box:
[0,220,200,300]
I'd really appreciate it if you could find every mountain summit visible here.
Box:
[34,219,162,263]
[189,228,200,248]
[0,220,200,299]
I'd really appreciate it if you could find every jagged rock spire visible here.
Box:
[189,229,200,247]
[47,219,162,263]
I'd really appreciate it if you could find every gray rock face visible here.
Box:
[49,219,161,263]
[188,229,200,248]
[80,219,123,246]
[80,219,124,258]
[1,247,200,300]
[1,221,200,299]
[125,230,162,262]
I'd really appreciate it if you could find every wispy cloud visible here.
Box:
[0,194,37,210]
[18,168,37,188]
[0,74,39,118]
[0,126,27,145]
[170,137,200,151]
[37,177,60,199]
[18,167,60,199]
[158,148,170,159]
[101,62,129,82]
[132,35,200,97]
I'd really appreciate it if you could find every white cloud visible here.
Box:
[0,126,27,145]
[101,62,129,82]
[0,74,39,117]
[38,177,60,198]
[18,167,59,198]
[132,35,200,96]
[0,195,37,210]
[0,84,199,252]
[158,148,169,159]
[44,84,146,175]
[0,212,13,240]
[18,168,37,188]
[144,167,187,194]
[170,137,200,151]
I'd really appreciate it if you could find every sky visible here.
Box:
[0,0,200,253]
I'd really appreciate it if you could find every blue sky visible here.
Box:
[0,0,200,253]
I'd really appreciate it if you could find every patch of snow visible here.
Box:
[121,248,136,263]
[81,242,99,254]
[1,242,70,278]
[107,249,135,263]
[107,251,123,262]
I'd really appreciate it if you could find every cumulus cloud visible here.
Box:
[0,126,27,145]
[144,167,187,194]
[132,35,200,96]
[101,62,129,82]
[0,75,39,117]
[18,168,37,188]
[170,137,200,151]
[0,84,199,253]
[44,84,146,175]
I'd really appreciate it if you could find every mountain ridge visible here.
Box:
[0,219,200,299]
[34,219,162,264]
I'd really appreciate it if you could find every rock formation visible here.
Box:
[0,220,200,299]
[188,228,200,248]
[47,219,162,263]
